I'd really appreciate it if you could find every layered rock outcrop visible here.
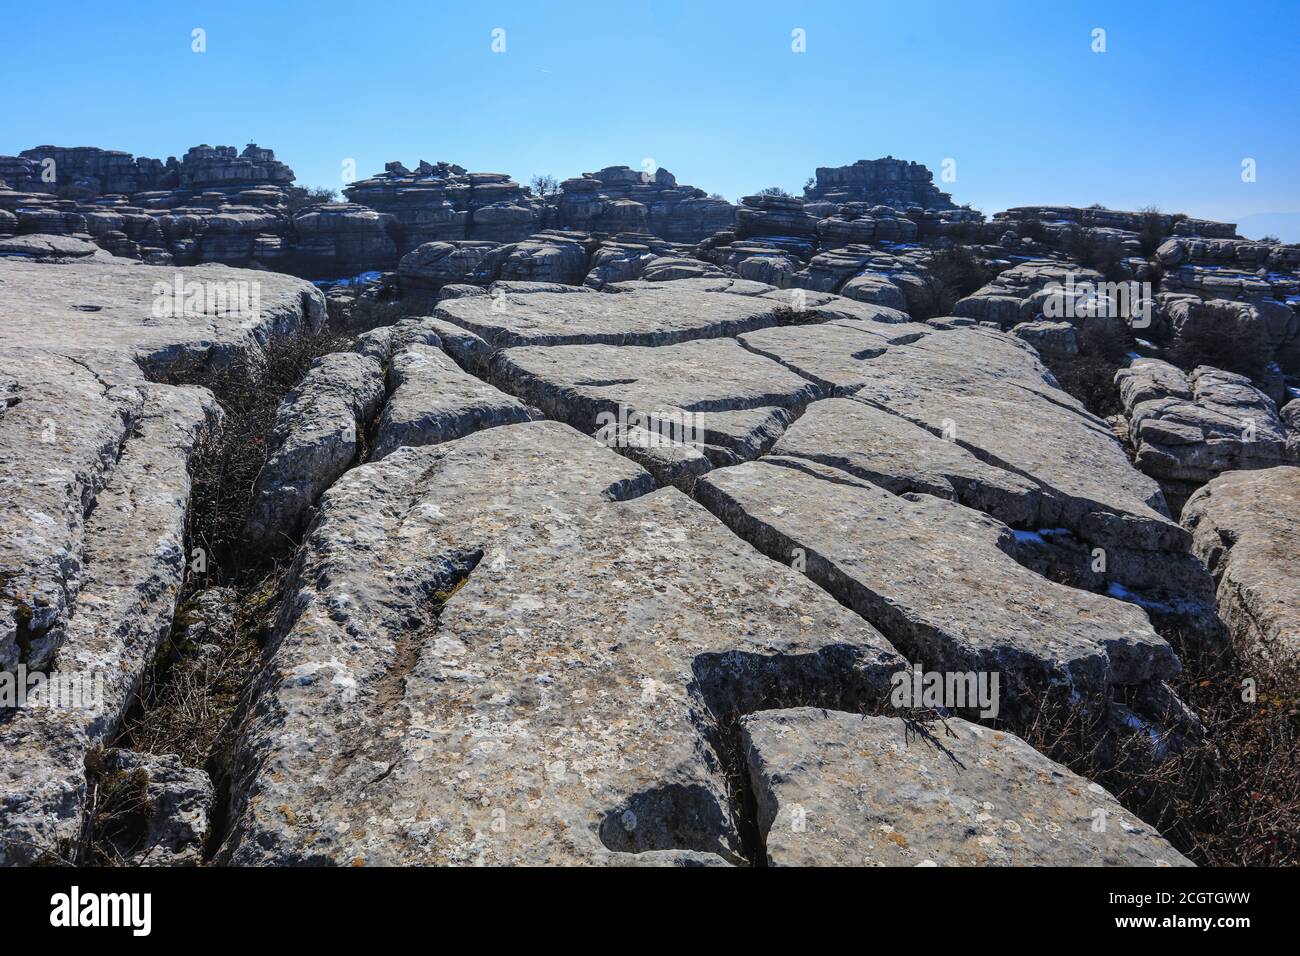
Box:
[11,140,1300,869]
[1116,359,1296,512]
[804,157,957,210]
[1181,466,1300,661]
[343,160,543,253]
[550,165,734,242]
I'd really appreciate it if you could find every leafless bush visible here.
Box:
[117,581,280,768]
[156,327,352,585]
[1042,319,1132,416]
[78,749,155,866]
[922,246,1004,318]
[1017,642,1300,866]
[284,185,339,213]
[529,174,561,199]
[1061,224,1128,282]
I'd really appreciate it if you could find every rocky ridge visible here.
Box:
[3,146,1299,869]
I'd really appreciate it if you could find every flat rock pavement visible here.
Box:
[435,277,907,348]
[741,708,1191,866]
[695,458,1179,724]
[0,257,324,372]
[219,422,906,865]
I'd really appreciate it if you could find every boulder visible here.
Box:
[397,240,500,293]
[97,750,214,866]
[372,344,535,459]
[1013,319,1079,357]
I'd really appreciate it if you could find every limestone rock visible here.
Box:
[1013,319,1079,357]
[741,708,1191,866]
[0,233,105,261]
[770,398,1041,526]
[736,318,929,396]
[397,240,500,293]
[735,194,818,240]
[552,165,733,243]
[244,351,387,548]
[1181,466,1300,661]
[954,261,1103,328]
[841,331,1219,634]
[99,750,214,866]
[0,384,215,865]
[436,278,876,349]
[219,422,904,865]
[372,343,535,459]
[804,158,957,210]
[1283,398,1300,458]
[494,232,594,285]
[696,459,1181,730]
[0,258,325,373]
[493,337,820,468]
[290,203,399,276]
[1116,359,1294,511]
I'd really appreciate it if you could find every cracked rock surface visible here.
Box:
[696,458,1178,724]
[0,256,323,865]
[1,259,1228,868]
[741,708,1191,867]
[245,350,386,547]
[1181,466,1300,662]
[1,384,216,864]
[373,343,535,460]
[0,258,324,371]
[435,277,905,348]
[492,337,819,467]
[219,422,905,865]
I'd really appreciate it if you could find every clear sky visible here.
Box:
[5,0,1298,238]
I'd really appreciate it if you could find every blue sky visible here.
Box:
[5,0,1299,238]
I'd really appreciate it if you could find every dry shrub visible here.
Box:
[1137,206,1184,258]
[1061,224,1129,282]
[1018,641,1300,867]
[78,749,155,866]
[120,326,351,817]
[116,580,282,768]
[1043,320,1132,416]
[156,325,352,586]
[1133,644,1300,866]
[923,245,1004,317]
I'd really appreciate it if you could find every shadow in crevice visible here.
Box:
[598,783,738,863]
[692,646,898,866]
[599,644,898,867]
